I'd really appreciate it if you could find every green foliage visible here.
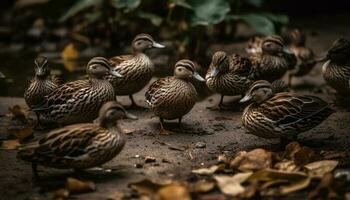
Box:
[228,13,275,35]
[111,0,141,10]
[59,0,103,22]
[58,0,289,36]
[188,0,230,26]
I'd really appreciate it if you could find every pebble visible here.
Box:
[195,142,206,148]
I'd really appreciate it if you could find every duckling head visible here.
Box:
[34,56,50,78]
[87,57,122,79]
[246,36,263,54]
[174,59,205,82]
[132,33,165,53]
[240,80,274,104]
[97,101,137,128]
[282,28,306,47]
[326,38,350,64]
[206,51,229,81]
[262,36,291,56]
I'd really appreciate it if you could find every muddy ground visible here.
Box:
[1,15,350,200]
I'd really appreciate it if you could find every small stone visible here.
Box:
[145,156,156,163]
[134,163,143,168]
[195,142,206,149]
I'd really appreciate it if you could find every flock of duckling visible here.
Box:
[15,30,350,178]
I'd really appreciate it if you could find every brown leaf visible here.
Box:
[66,177,95,194]
[230,149,272,172]
[156,184,191,200]
[248,169,310,195]
[284,142,315,166]
[53,188,70,199]
[129,179,172,198]
[214,172,253,196]
[192,164,224,175]
[8,126,33,142]
[0,139,20,149]
[293,146,315,166]
[196,194,226,200]
[308,172,347,199]
[304,160,338,178]
[107,191,124,200]
[274,160,300,172]
[190,180,215,193]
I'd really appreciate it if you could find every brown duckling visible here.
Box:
[240,80,334,141]
[145,59,205,135]
[206,51,253,109]
[17,101,130,178]
[106,34,165,108]
[322,38,350,96]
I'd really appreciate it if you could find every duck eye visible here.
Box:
[178,68,182,72]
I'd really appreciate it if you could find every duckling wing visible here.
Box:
[258,93,333,128]
[109,55,133,67]
[145,77,174,107]
[229,54,252,76]
[39,80,90,109]
[18,124,101,163]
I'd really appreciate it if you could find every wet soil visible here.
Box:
[0,15,350,200]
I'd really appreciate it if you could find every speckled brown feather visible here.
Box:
[242,92,334,139]
[17,123,125,169]
[206,54,253,95]
[145,77,197,120]
[106,53,153,95]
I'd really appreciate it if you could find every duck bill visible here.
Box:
[120,107,138,120]
[152,42,165,48]
[283,47,293,54]
[315,56,328,63]
[0,72,5,78]
[205,67,219,81]
[239,94,252,103]
[193,71,205,82]
[110,69,123,78]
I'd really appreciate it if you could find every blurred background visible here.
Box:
[0,0,349,96]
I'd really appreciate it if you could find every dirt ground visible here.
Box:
[1,15,350,200]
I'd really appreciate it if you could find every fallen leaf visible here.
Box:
[8,126,33,142]
[190,180,215,193]
[308,172,347,199]
[293,146,315,166]
[248,169,310,195]
[66,177,95,194]
[214,172,253,196]
[107,191,124,200]
[129,179,172,198]
[0,139,20,149]
[320,150,350,160]
[61,43,80,72]
[145,156,156,163]
[274,160,300,172]
[53,188,70,199]
[192,164,225,175]
[61,43,79,61]
[196,193,226,200]
[304,160,338,178]
[156,184,191,200]
[230,149,272,172]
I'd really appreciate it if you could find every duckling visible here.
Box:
[32,57,123,125]
[246,36,263,54]
[106,34,165,108]
[24,57,60,126]
[322,38,350,96]
[282,29,316,87]
[145,59,205,135]
[17,101,128,178]
[206,51,253,109]
[249,36,296,82]
[240,80,334,141]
